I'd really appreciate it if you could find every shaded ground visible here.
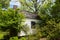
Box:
[40,38,47,40]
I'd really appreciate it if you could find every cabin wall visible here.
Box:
[18,19,39,36]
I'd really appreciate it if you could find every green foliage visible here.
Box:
[19,37,26,40]
[38,0,60,40]
[0,31,8,39]
[9,36,18,40]
[0,0,10,8]
[0,8,25,40]
[0,9,25,31]
[0,0,60,40]
[19,0,60,40]
[20,0,54,14]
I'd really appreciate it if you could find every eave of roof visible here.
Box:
[20,10,39,19]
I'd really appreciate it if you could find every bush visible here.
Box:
[0,8,25,40]
[19,37,26,40]
[9,36,18,40]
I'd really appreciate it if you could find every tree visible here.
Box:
[20,0,54,14]
[38,0,60,40]
[0,0,10,8]
[0,8,25,40]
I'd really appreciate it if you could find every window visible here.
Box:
[31,21,36,28]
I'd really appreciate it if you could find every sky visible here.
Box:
[10,0,21,8]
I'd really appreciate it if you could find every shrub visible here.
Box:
[9,36,18,40]
[19,37,26,40]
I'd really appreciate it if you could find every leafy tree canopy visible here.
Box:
[0,0,10,8]
[0,8,25,31]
